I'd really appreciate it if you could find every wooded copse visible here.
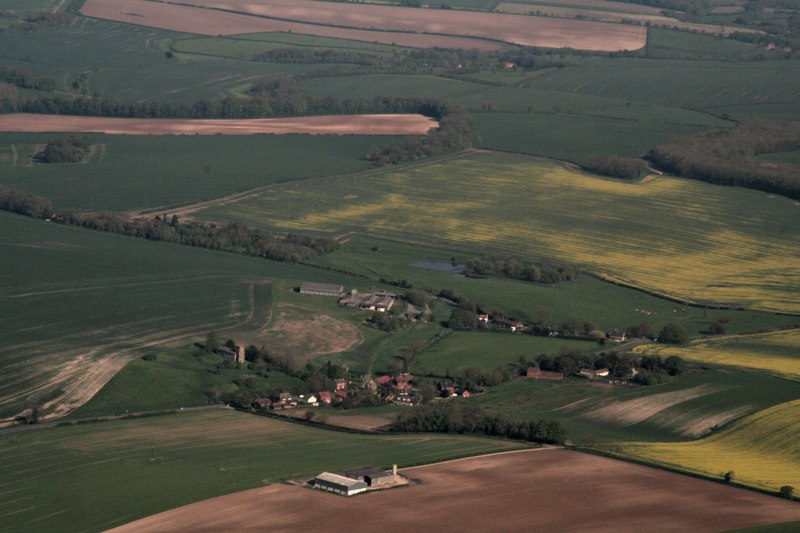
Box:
[39,134,91,163]
[464,256,579,284]
[648,118,800,199]
[586,155,646,180]
[390,402,568,444]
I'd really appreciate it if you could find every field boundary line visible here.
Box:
[401,445,557,471]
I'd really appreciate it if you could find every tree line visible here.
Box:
[648,118,800,199]
[0,186,338,262]
[464,255,579,284]
[586,155,646,180]
[390,402,567,444]
[0,66,55,91]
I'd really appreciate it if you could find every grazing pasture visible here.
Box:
[469,370,800,442]
[0,410,527,533]
[82,0,646,51]
[0,211,363,422]
[308,235,799,336]
[622,399,800,492]
[197,151,800,314]
[0,133,389,211]
[110,448,800,533]
[633,329,800,379]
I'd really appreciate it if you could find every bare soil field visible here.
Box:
[80,0,499,50]
[258,304,362,361]
[110,448,800,532]
[82,0,646,51]
[0,113,437,136]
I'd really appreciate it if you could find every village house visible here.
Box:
[252,398,273,410]
[318,391,333,405]
[335,389,348,400]
[478,313,489,324]
[608,329,627,342]
[578,368,610,379]
[298,394,319,407]
[526,367,565,381]
[335,378,348,391]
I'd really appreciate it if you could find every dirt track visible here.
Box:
[0,113,437,136]
[82,0,646,51]
[109,448,800,532]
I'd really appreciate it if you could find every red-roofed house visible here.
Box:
[318,391,333,405]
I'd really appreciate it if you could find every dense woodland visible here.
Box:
[648,119,800,199]
[464,256,579,284]
[390,402,568,444]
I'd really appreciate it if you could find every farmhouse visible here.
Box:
[335,378,348,391]
[313,472,368,496]
[527,367,565,381]
[213,344,245,364]
[608,329,627,342]
[339,290,396,312]
[300,282,345,297]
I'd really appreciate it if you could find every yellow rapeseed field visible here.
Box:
[634,329,800,379]
[621,399,800,492]
[203,151,800,313]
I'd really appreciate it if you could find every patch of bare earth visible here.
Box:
[0,114,438,136]
[80,0,499,50]
[258,304,362,362]
[109,448,800,533]
[586,384,717,425]
[274,409,392,431]
[82,0,646,51]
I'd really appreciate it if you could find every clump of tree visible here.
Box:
[39,134,91,163]
[633,354,686,385]
[586,155,646,180]
[0,186,53,218]
[464,255,578,284]
[0,66,55,91]
[390,402,567,444]
[647,118,800,200]
[659,322,689,345]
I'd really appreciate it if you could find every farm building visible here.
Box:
[608,329,627,342]
[342,466,397,487]
[214,345,245,364]
[339,290,395,312]
[300,282,345,297]
[527,367,565,381]
[578,368,609,379]
[314,472,368,496]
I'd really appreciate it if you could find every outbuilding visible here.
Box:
[314,472,368,496]
[300,282,345,297]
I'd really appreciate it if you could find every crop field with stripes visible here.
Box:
[621,399,800,492]
[0,410,526,533]
[633,329,800,380]
[197,151,800,314]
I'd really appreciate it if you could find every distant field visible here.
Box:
[307,235,799,336]
[0,114,437,136]
[470,370,800,443]
[111,448,800,533]
[417,331,598,374]
[758,151,800,165]
[0,212,364,422]
[81,0,501,50]
[197,151,800,314]
[0,410,526,533]
[622,399,800,492]
[495,2,757,35]
[82,0,646,51]
[0,133,389,211]
[633,330,800,379]
[0,17,322,102]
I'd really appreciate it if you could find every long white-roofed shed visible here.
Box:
[314,472,368,496]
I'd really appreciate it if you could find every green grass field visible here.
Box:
[197,151,800,314]
[415,331,596,374]
[0,133,389,211]
[0,17,323,101]
[70,346,308,419]
[469,369,800,443]
[0,211,365,421]
[0,410,527,532]
[307,235,798,336]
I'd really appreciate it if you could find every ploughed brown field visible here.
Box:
[0,113,438,135]
[109,449,800,532]
[81,0,646,52]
